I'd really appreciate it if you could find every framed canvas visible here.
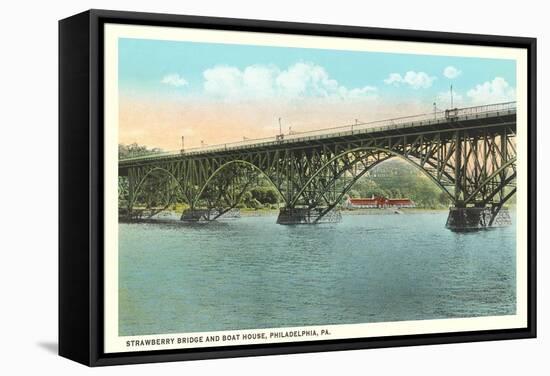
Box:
[59,9,537,366]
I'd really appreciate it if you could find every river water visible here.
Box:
[118,211,516,336]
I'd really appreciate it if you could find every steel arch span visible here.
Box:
[119,102,517,229]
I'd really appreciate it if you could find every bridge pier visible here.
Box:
[119,102,517,230]
[276,207,342,225]
[445,206,511,231]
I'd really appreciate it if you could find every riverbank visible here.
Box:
[123,207,449,220]
[342,207,448,215]
[238,207,448,217]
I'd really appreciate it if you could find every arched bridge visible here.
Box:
[119,102,517,230]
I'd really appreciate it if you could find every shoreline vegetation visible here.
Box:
[120,206,515,226]
[125,203,515,221]
[238,207,451,216]
[145,207,450,219]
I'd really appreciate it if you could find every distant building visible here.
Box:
[386,198,416,208]
[346,197,380,208]
[346,196,415,209]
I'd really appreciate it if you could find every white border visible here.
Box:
[104,23,529,354]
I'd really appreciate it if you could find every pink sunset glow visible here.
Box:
[119,95,429,151]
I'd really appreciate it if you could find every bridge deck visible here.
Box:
[119,102,516,166]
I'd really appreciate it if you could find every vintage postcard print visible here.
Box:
[103,23,529,353]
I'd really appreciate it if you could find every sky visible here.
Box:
[118,38,516,150]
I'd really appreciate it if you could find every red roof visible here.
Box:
[387,198,414,204]
[349,198,380,204]
[348,197,414,205]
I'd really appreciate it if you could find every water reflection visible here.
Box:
[119,211,516,336]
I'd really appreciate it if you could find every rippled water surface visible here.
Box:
[119,211,516,336]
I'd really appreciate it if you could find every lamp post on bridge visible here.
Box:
[276,117,284,141]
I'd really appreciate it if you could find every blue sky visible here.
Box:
[117,37,517,150]
[118,37,516,107]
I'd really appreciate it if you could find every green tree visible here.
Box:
[410,176,441,208]
[119,143,163,159]
[250,186,280,204]
[348,189,360,198]
[347,159,451,208]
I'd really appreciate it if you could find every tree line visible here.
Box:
[119,144,451,210]
[347,159,451,208]
[119,143,163,159]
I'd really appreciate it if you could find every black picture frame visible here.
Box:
[59,9,537,367]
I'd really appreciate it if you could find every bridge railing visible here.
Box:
[120,101,516,162]
[453,101,516,116]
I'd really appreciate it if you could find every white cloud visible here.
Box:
[443,66,461,79]
[435,89,464,109]
[203,66,246,97]
[383,73,403,86]
[466,77,516,104]
[434,77,516,108]
[202,62,377,101]
[383,71,436,89]
[161,73,188,87]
